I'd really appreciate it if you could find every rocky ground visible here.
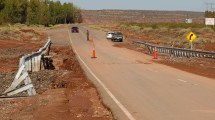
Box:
[0,25,113,120]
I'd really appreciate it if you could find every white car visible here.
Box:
[106,32,114,39]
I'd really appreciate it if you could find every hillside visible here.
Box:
[82,10,204,23]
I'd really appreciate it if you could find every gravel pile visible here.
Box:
[161,56,214,66]
[0,70,65,96]
[30,70,57,94]
[0,72,15,94]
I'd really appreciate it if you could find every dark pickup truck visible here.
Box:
[111,32,123,42]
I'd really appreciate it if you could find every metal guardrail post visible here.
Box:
[47,42,52,55]
[2,39,52,97]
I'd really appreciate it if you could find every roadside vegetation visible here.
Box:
[0,23,46,42]
[0,0,82,26]
[120,22,206,30]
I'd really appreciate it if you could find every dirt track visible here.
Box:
[0,25,113,120]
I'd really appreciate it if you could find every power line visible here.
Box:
[205,2,215,11]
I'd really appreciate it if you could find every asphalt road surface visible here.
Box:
[67,25,215,120]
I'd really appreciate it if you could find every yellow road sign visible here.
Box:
[186,32,197,42]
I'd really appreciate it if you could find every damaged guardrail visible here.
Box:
[133,41,215,59]
[1,38,51,97]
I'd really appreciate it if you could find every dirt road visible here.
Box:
[69,25,215,120]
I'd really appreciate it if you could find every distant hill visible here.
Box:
[82,10,204,23]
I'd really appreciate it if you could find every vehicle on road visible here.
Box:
[111,32,123,42]
[71,27,79,33]
[106,32,114,39]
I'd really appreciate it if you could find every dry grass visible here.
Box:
[0,24,47,41]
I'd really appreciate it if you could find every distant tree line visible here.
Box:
[0,0,82,26]
[205,11,215,18]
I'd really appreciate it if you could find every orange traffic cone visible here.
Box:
[154,47,157,59]
[92,48,96,58]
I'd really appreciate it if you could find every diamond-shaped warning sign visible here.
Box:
[186,32,197,43]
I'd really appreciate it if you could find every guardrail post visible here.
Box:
[185,52,187,57]
[32,56,35,71]
[23,67,36,96]
[26,60,29,71]
[170,49,172,56]
[29,59,32,72]
[24,58,28,71]
[176,51,178,57]
[146,46,151,54]
[40,55,44,70]
[149,46,153,54]
[35,56,38,71]
[36,55,41,71]
[33,56,37,72]
[47,42,52,55]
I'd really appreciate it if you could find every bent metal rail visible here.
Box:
[0,39,51,97]
[133,41,215,59]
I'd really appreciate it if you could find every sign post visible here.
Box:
[186,32,197,50]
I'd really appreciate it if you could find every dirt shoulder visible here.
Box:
[0,25,113,120]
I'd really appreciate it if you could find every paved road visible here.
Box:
[67,25,215,120]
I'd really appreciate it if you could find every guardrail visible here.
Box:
[1,38,52,97]
[133,41,215,59]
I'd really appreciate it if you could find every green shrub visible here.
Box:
[152,24,158,29]
[120,24,128,29]
[143,27,153,32]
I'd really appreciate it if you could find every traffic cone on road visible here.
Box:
[154,47,157,59]
[92,48,96,58]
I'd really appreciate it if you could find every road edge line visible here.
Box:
[67,30,136,120]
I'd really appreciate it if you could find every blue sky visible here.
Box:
[60,0,214,12]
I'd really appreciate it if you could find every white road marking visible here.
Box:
[67,30,136,120]
[177,79,187,83]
